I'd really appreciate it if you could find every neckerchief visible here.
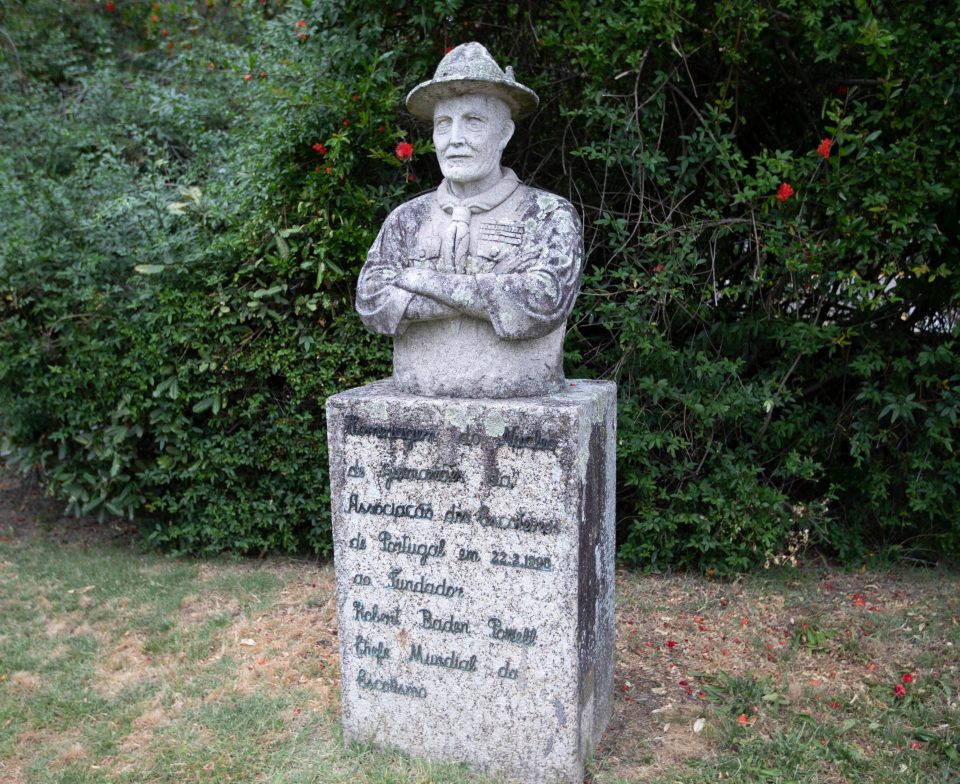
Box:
[435,167,521,273]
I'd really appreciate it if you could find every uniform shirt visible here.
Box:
[356,170,583,398]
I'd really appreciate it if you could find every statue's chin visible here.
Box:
[439,160,499,185]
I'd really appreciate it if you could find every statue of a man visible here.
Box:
[356,43,583,398]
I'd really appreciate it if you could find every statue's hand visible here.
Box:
[395,267,430,293]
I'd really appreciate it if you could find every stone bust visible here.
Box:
[356,43,583,398]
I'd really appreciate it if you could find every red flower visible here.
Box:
[407,174,417,183]
[893,683,907,699]
[776,182,795,202]
[737,714,748,725]
[909,740,922,750]
[149,14,159,22]
[901,673,914,683]
[652,263,665,273]
[243,73,252,82]
[325,166,332,175]
[378,125,386,133]
[295,19,307,28]
[312,143,327,154]
[342,119,350,127]
[105,1,116,11]
[298,33,308,41]
[395,141,414,161]
[666,639,677,649]
[160,28,169,36]
[817,138,833,159]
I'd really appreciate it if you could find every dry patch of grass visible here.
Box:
[1,469,957,784]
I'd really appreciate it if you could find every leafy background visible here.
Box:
[1,0,957,574]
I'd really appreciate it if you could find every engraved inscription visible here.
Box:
[354,634,390,663]
[378,530,446,565]
[457,428,481,447]
[348,533,367,550]
[380,462,464,490]
[409,643,478,673]
[488,470,517,489]
[352,572,372,586]
[502,426,558,454]
[497,659,519,680]
[347,461,365,478]
[443,503,473,524]
[353,601,401,626]
[344,415,437,444]
[357,669,427,699]
[386,568,464,598]
[491,550,553,572]
[457,547,480,562]
[347,493,434,520]
[420,609,470,635]
[477,506,561,536]
[488,617,538,646]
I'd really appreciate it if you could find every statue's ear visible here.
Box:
[498,119,515,151]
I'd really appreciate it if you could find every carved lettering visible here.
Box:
[354,634,390,663]
[348,533,367,550]
[488,470,517,489]
[356,668,426,699]
[353,601,401,626]
[420,609,470,635]
[352,572,372,586]
[443,503,473,525]
[409,643,477,673]
[487,617,537,647]
[501,426,558,454]
[476,506,561,536]
[491,550,553,572]
[346,461,365,478]
[457,547,480,563]
[346,493,434,520]
[386,568,464,598]
[380,462,464,490]
[378,530,446,565]
[344,415,437,444]
[497,659,519,680]
[457,428,481,447]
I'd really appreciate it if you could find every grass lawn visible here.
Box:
[1,468,957,784]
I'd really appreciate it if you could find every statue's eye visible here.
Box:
[435,119,451,133]
[466,117,485,130]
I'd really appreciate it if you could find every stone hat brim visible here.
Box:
[405,78,539,123]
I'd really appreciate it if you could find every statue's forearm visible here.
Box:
[403,294,459,322]
[395,269,490,322]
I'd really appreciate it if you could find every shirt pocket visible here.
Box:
[472,238,518,273]
[405,236,441,269]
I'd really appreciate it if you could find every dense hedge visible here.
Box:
[1,0,957,572]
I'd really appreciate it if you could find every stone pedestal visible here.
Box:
[326,379,616,784]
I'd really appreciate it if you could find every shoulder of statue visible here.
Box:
[514,184,581,227]
[383,189,439,227]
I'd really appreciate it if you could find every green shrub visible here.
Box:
[1,0,957,570]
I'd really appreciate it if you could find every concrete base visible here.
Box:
[326,379,616,783]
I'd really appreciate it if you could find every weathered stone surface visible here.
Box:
[355,42,583,399]
[326,379,616,783]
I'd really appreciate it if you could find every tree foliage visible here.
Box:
[1,0,957,571]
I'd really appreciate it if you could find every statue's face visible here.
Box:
[433,95,514,185]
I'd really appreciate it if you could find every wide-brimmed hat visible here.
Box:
[406,42,539,123]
